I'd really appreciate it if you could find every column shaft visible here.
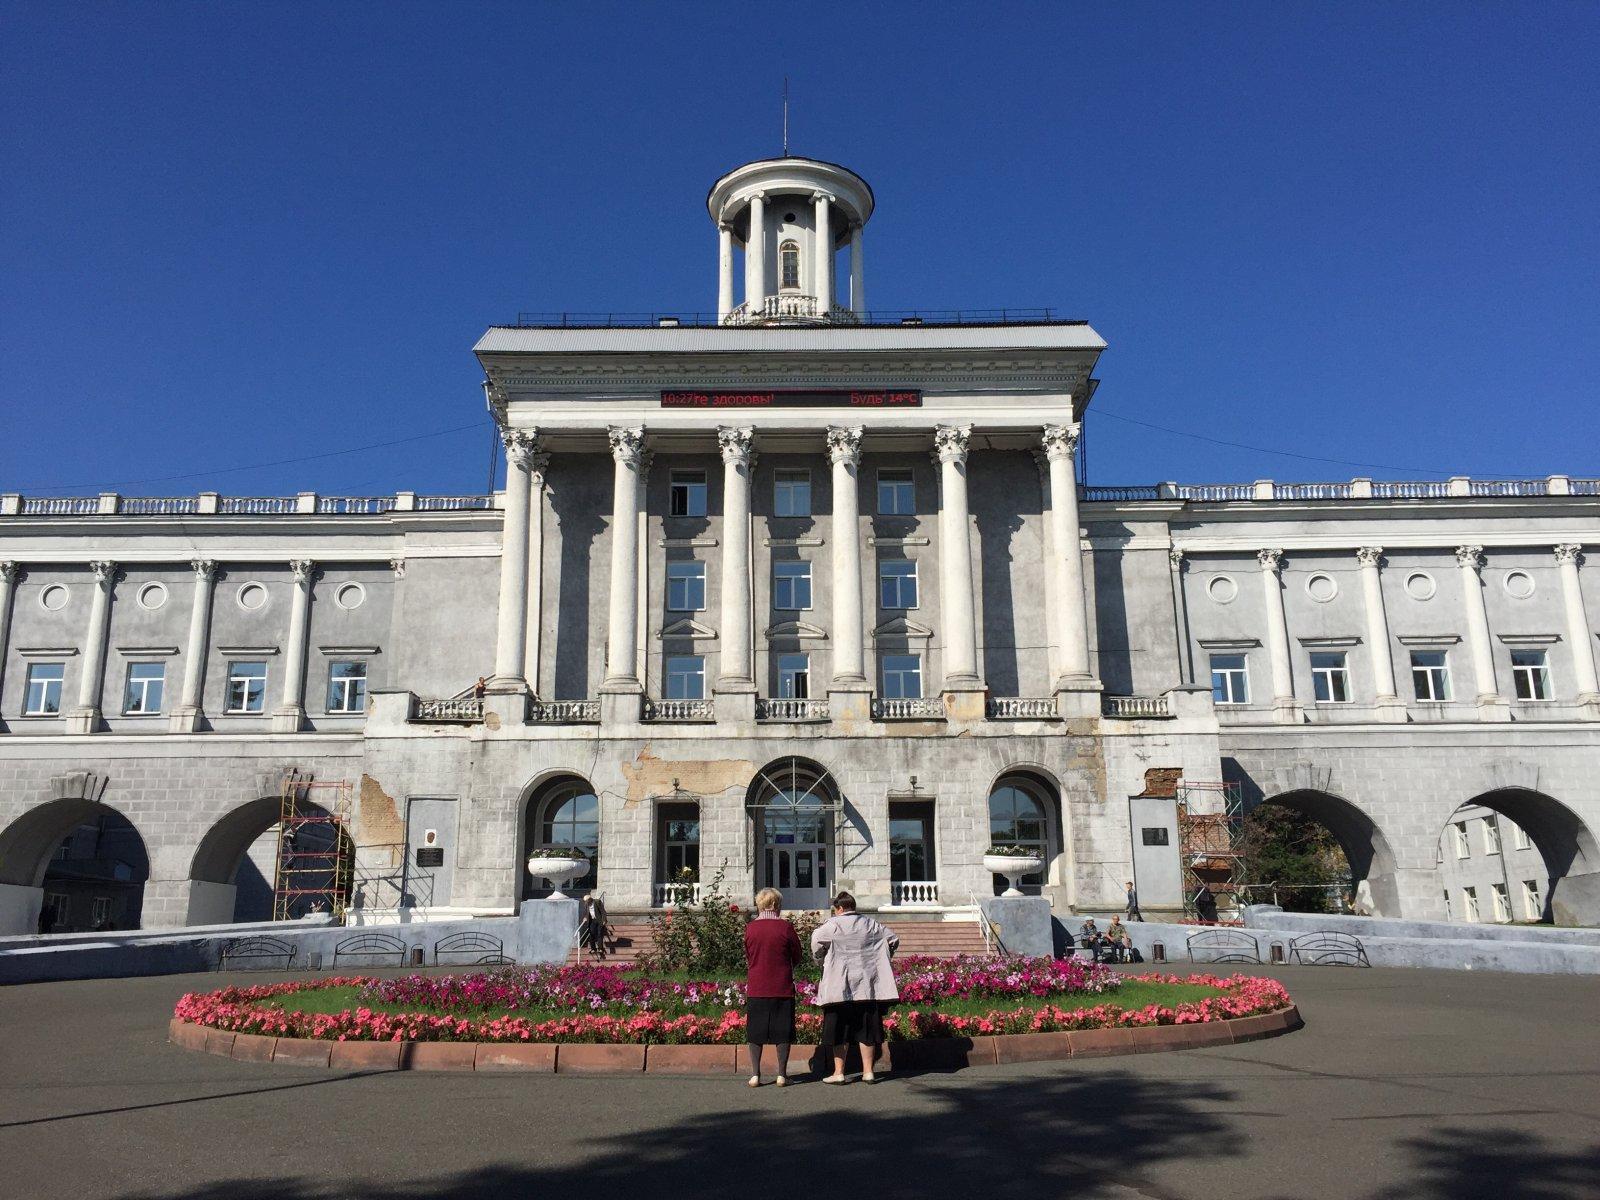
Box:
[1032,455,1064,684]
[717,224,734,321]
[745,193,767,311]
[1043,425,1095,688]
[523,453,550,694]
[490,430,537,691]
[813,192,833,311]
[602,426,645,691]
[0,562,17,701]
[716,427,755,689]
[274,559,315,729]
[1456,546,1505,715]
[69,561,117,731]
[171,560,217,731]
[849,224,865,314]
[1357,547,1405,721]
[1555,545,1599,702]
[827,426,866,685]
[1257,549,1300,721]
[935,425,980,686]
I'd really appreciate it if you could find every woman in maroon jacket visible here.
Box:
[744,886,804,1087]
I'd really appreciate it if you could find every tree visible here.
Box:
[1239,803,1351,914]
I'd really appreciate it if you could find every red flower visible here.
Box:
[728,904,739,912]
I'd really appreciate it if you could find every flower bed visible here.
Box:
[173,957,1292,1047]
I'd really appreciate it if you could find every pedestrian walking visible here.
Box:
[1125,880,1143,921]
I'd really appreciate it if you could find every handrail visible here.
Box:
[967,889,1009,958]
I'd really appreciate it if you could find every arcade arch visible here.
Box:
[1434,788,1600,926]
[1247,789,1395,915]
[747,757,843,911]
[187,795,351,924]
[0,792,150,933]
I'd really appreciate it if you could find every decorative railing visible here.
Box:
[1081,485,1162,502]
[986,696,1059,719]
[410,696,484,723]
[643,698,716,722]
[1172,483,1257,501]
[755,697,831,722]
[120,496,201,515]
[652,882,703,908]
[219,496,300,514]
[1103,695,1172,719]
[1369,480,1451,499]
[871,697,945,720]
[416,495,494,510]
[21,496,100,515]
[1573,479,1600,496]
[889,880,941,906]
[1272,482,1354,500]
[317,496,396,514]
[1468,479,1549,497]
[529,699,599,724]
[722,294,861,326]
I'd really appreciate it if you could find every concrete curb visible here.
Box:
[167,1005,1301,1073]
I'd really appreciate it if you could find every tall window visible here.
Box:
[1522,878,1541,919]
[773,561,812,610]
[773,469,811,517]
[665,655,705,700]
[1411,651,1451,701]
[881,653,922,699]
[1481,815,1502,856]
[1491,882,1511,923]
[889,807,934,884]
[1463,886,1480,922]
[1311,652,1350,703]
[778,653,810,699]
[1452,821,1470,859]
[667,561,706,611]
[778,240,800,290]
[226,661,268,713]
[1442,890,1452,921]
[669,470,707,518]
[24,662,66,715]
[327,660,367,714]
[537,781,599,891]
[123,663,165,715]
[659,805,699,882]
[877,468,915,515]
[1512,822,1532,851]
[1511,649,1551,700]
[988,779,1051,894]
[1210,654,1249,705]
[879,559,918,609]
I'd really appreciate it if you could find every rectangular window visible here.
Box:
[877,468,915,516]
[1463,886,1480,922]
[1491,882,1511,922]
[327,660,368,714]
[773,561,812,610]
[1209,654,1250,705]
[1410,651,1451,702]
[1512,823,1532,852]
[1522,878,1541,919]
[1453,821,1470,859]
[91,896,112,927]
[666,561,706,612]
[24,662,65,716]
[664,655,704,700]
[881,653,922,699]
[773,469,811,518]
[889,808,933,883]
[777,653,810,700]
[1511,649,1551,701]
[669,471,707,518]
[225,661,268,713]
[879,559,918,609]
[1442,890,1452,921]
[122,662,165,715]
[44,892,68,931]
[1311,651,1350,703]
[1481,815,1502,856]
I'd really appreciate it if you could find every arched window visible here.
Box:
[529,779,600,893]
[779,240,801,290]
[988,778,1053,895]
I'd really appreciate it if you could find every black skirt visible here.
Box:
[821,1001,886,1048]
[745,996,796,1044]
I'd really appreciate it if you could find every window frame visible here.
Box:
[876,468,915,516]
[772,560,812,610]
[225,660,269,714]
[1510,649,1552,701]
[666,561,707,612]
[778,239,801,291]
[1522,878,1541,919]
[1310,651,1351,703]
[1491,882,1511,923]
[1209,653,1250,705]
[1410,650,1452,702]
[326,659,368,715]
[1481,815,1502,856]
[1512,823,1532,852]
[772,468,812,518]
[122,661,166,715]
[668,470,708,518]
[664,655,705,700]
[1463,885,1480,922]
[23,661,66,716]
[1452,821,1471,859]
[879,558,919,610]
[880,653,923,699]
[777,652,810,700]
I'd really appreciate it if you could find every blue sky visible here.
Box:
[3,2,1596,497]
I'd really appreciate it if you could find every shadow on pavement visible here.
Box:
[1362,1126,1600,1200]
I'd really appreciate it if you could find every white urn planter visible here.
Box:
[983,853,1044,898]
[526,854,587,899]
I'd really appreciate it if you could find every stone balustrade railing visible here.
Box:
[986,696,1058,719]
[528,700,599,724]
[1079,475,1597,504]
[722,294,861,326]
[889,880,941,906]
[642,698,716,722]
[871,697,946,720]
[1103,695,1173,719]
[754,697,831,722]
[410,696,484,724]
[1,492,496,516]
[652,882,703,908]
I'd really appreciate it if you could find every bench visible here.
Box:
[432,931,511,966]
[1186,928,1263,965]
[218,935,296,971]
[1289,930,1370,967]
[331,932,409,968]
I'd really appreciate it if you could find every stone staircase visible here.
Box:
[567,912,989,966]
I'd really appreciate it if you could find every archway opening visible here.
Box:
[987,771,1063,897]
[188,796,352,924]
[748,757,842,911]
[0,799,149,933]
[1241,789,1391,915]
[522,776,600,900]
[1434,788,1600,926]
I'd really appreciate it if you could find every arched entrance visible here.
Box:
[1434,788,1600,926]
[0,789,150,934]
[1247,789,1397,916]
[522,775,600,899]
[987,771,1064,897]
[748,757,841,910]
[188,796,352,924]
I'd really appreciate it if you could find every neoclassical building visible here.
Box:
[2,153,1597,935]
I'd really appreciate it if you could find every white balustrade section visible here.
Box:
[1370,480,1451,498]
[889,880,940,906]
[1171,483,1256,501]
[317,496,397,514]
[21,496,100,515]
[416,495,494,510]
[1273,482,1354,500]
[643,699,716,722]
[1103,695,1172,719]
[986,696,1059,719]
[529,699,600,723]
[653,882,703,908]
[411,696,484,723]
[755,697,831,722]
[219,497,300,514]
[871,697,945,720]
[120,497,201,515]
[722,295,861,325]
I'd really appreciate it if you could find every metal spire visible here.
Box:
[782,77,789,156]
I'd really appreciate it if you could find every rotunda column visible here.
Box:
[849,223,865,314]
[717,224,734,321]
[813,191,834,311]
[744,192,767,313]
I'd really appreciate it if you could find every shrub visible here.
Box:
[641,866,825,976]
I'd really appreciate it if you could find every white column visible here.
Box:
[716,426,756,690]
[1257,548,1301,723]
[744,192,767,312]
[66,560,117,732]
[934,424,980,688]
[1356,547,1405,722]
[1456,545,1508,718]
[1031,453,1064,685]
[1042,425,1097,693]
[849,223,865,315]
[170,559,218,732]
[827,425,867,686]
[717,223,734,321]
[602,426,645,691]
[523,450,550,695]
[812,191,834,311]
[272,559,315,731]
[0,562,17,700]
[490,430,537,692]
[1555,544,1600,709]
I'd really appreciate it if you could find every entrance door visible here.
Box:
[762,798,832,910]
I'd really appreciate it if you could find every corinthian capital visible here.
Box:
[1256,548,1284,571]
[191,559,218,582]
[1555,543,1584,567]
[527,451,551,489]
[502,429,541,472]
[608,426,646,467]
[1455,545,1485,570]
[0,561,19,584]
[826,425,864,467]
[89,560,118,585]
[1355,546,1385,569]
[933,424,972,465]
[289,559,318,584]
[1041,423,1081,462]
[717,426,756,466]
[1168,547,1186,570]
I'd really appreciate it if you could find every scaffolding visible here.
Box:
[1177,780,1246,919]
[271,775,355,922]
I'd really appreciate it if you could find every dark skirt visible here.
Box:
[821,1001,886,1048]
[746,996,795,1044]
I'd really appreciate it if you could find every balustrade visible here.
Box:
[652,882,704,908]
[1102,695,1172,719]
[985,696,1059,719]
[528,699,599,724]
[871,697,945,720]
[643,698,716,722]
[888,880,941,906]
[755,697,831,722]
[410,696,484,723]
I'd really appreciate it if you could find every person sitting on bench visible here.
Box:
[1079,919,1108,960]
[1105,916,1132,962]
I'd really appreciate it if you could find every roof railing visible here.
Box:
[505,307,1074,329]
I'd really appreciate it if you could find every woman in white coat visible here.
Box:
[810,890,899,1083]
